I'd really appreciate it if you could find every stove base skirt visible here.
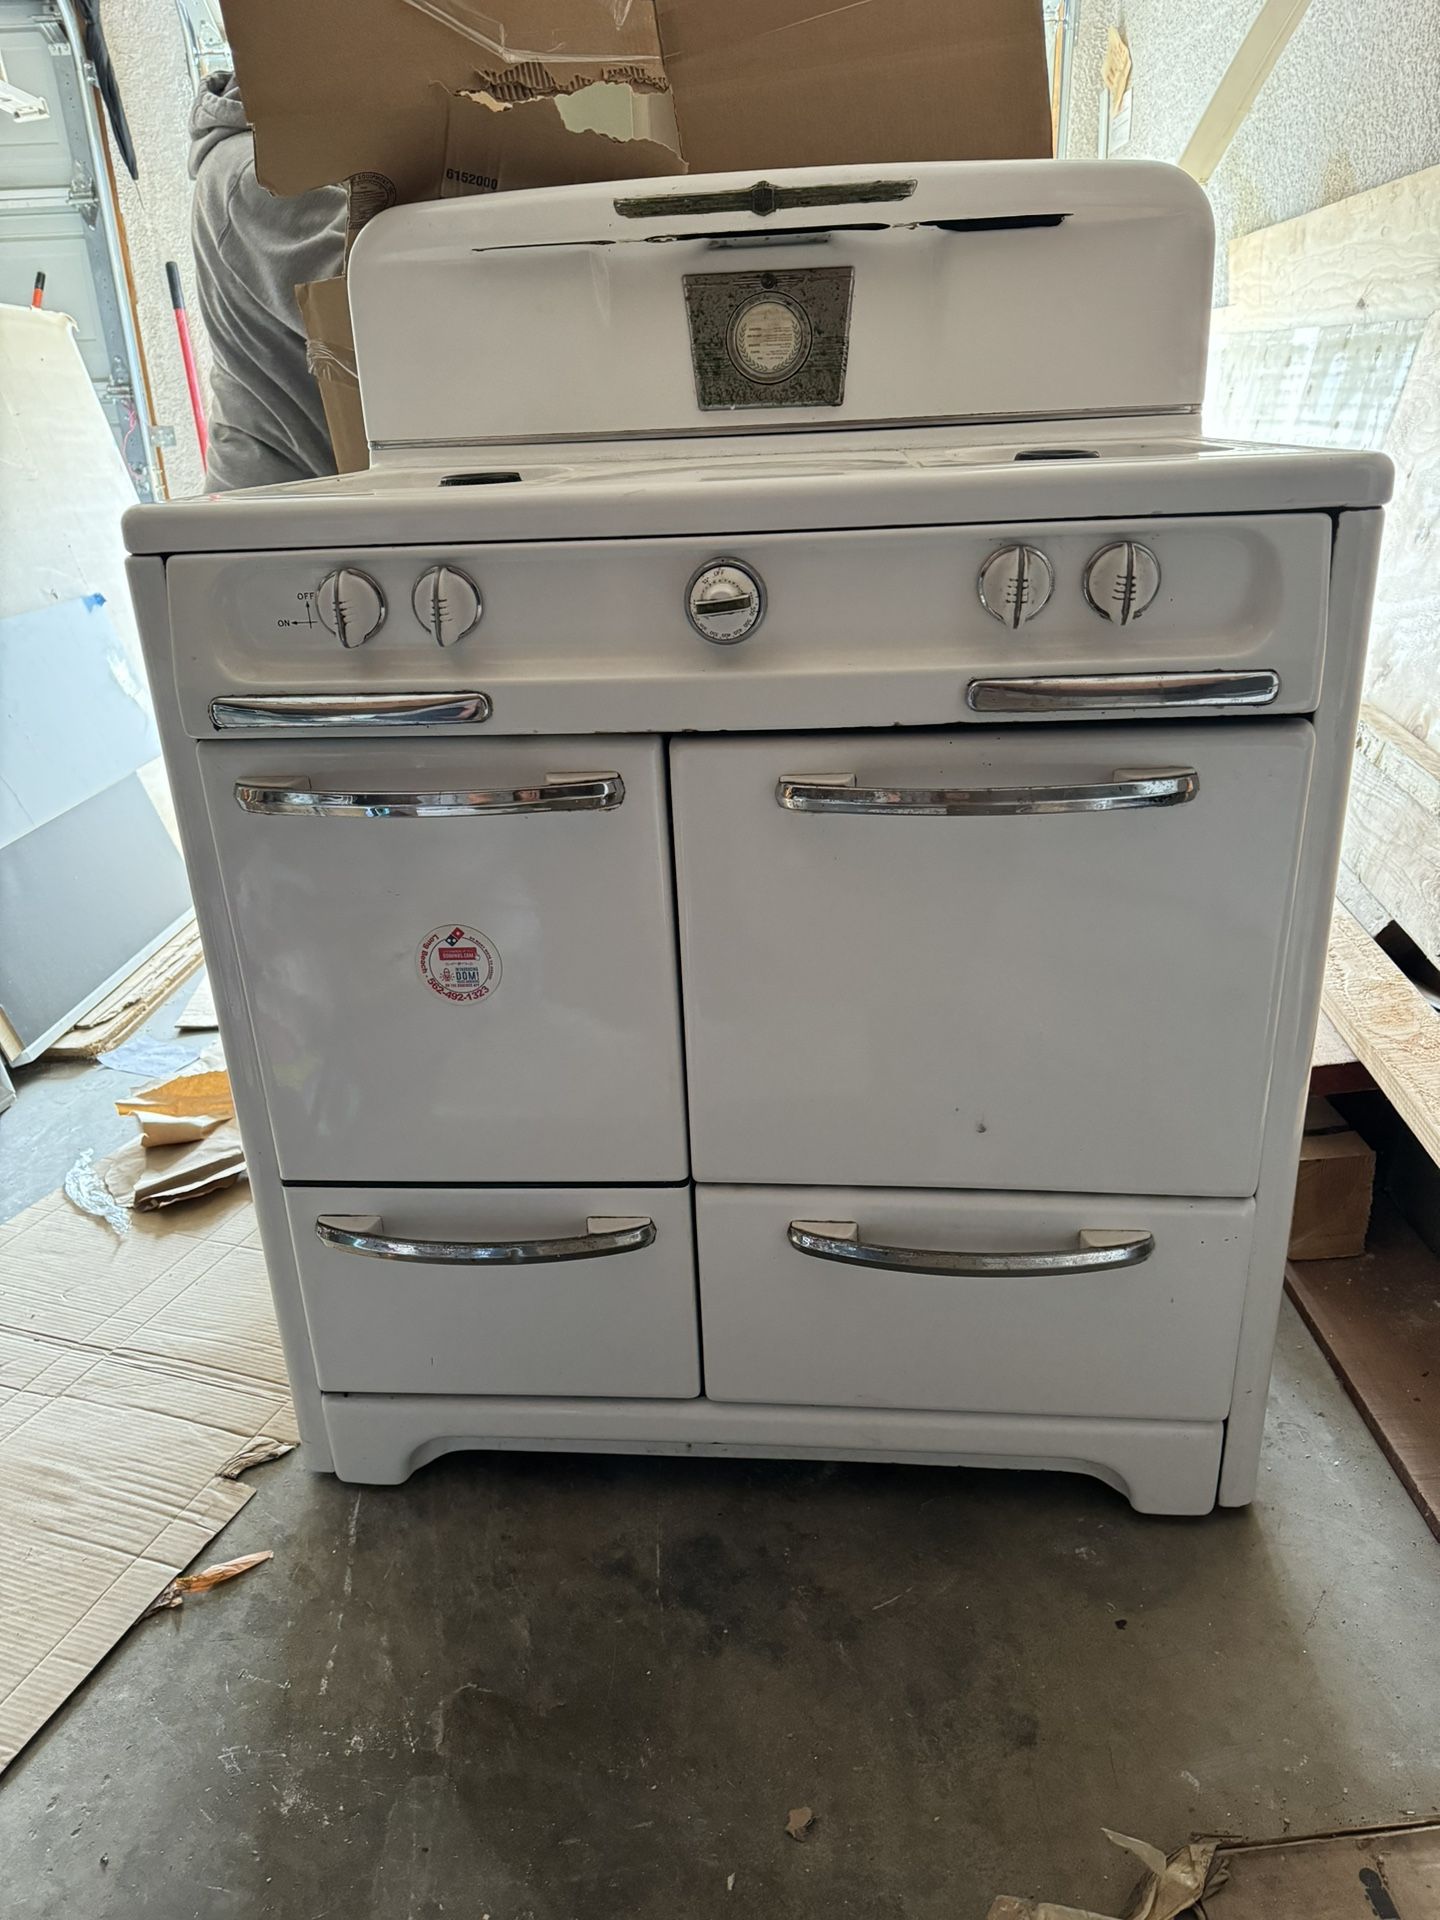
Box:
[319,1394,1223,1515]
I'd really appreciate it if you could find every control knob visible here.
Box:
[412,565,483,647]
[316,567,386,648]
[686,558,766,644]
[1083,541,1161,624]
[977,545,1053,628]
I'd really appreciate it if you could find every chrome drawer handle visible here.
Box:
[787,1221,1155,1277]
[966,670,1280,712]
[776,768,1197,815]
[235,772,624,816]
[315,1214,656,1265]
[210,692,493,731]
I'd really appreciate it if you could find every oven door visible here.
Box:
[200,736,687,1184]
[671,722,1314,1198]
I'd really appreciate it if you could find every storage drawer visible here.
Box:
[696,1185,1253,1420]
[288,1185,699,1398]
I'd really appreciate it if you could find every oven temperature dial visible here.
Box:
[686,559,766,644]
[1083,541,1161,624]
[977,545,1053,627]
[412,565,483,647]
[315,567,386,648]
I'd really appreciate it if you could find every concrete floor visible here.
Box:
[3,1009,1440,1919]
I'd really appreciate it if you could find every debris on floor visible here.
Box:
[175,970,218,1031]
[0,1181,294,1771]
[144,1548,273,1616]
[60,1051,248,1234]
[987,1830,1220,1920]
[785,1806,816,1842]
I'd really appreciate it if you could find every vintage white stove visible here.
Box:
[126,161,1390,1513]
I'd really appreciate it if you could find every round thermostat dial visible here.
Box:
[686,559,766,645]
[977,545,1054,628]
[412,565,482,647]
[316,567,386,648]
[1083,541,1161,624]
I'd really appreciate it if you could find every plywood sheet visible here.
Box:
[1322,903,1440,1172]
[1210,1822,1440,1914]
[1287,1201,1440,1544]
[0,1184,294,1770]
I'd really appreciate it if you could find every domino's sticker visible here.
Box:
[418,923,501,1004]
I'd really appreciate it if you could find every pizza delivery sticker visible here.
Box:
[418,923,502,1004]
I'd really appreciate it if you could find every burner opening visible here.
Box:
[1012,448,1099,462]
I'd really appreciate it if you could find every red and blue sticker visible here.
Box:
[417,923,501,1003]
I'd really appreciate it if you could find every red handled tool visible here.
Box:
[166,260,208,465]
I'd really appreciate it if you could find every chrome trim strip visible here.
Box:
[966,670,1280,713]
[787,1222,1155,1278]
[210,692,493,731]
[235,773,624,819]
[776,768,1198,816]
[369,404,1199,453]
[315,1214,656,1266]
[614,178,917,218]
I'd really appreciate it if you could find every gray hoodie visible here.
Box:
[189,72,346,491]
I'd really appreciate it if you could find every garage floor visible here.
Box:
[2,1011,1440,1920]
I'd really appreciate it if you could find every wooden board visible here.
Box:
[1342,704,1440,972]
[1210,1822,1440,1915]
[46,917,203,1059]
[1322,903,1440,1171]
[1310,1007,1374,1097]
[1287,1200,1440,1544]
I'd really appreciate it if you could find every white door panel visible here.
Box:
[672,722,1313,1196]
[697,1185,1253,1419]
[290,1184,699,1398]
[201,737,687,1183]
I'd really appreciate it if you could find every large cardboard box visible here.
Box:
[229,0,1051,204]
[235,0,1051,471]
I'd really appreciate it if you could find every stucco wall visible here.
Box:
[1064,0,1440,299]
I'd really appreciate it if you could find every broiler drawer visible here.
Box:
[696,1185,1253,1420]
[287,1185,700,1398]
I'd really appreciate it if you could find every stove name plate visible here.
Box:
[683,266,853,410]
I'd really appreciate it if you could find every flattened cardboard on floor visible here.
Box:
[0,1185,294,1771]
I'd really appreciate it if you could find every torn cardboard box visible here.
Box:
[231,0,1051,204]
[296,276,367,475]
[243,0,1051,471]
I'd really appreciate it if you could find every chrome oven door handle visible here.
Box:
[235,772,625,816]
[787,1221,1155,1277]
[776,768,1197,815]
[966,670,1280,712]
[210,692,493,731]
[315,1214,657,1265]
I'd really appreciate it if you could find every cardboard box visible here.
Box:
[229,0,1052,205]
[247,0,1051,470]
[295,275,368,474]
[1289,1097,1375,1261]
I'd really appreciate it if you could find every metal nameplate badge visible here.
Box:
[683,266,854,410]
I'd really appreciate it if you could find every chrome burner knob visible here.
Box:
[1083,541,1161,624]
[316,567,386,648]
[686,558,766,645]
[412,565,483,647]
[977,545,1053,628]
